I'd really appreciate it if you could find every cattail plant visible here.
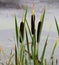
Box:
[14,5,59,65]
[36,9,45,63]
[0,6,59,65]
[37,8,45,43]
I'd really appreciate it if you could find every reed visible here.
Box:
[14,6,59,65]
[0,5,59,65]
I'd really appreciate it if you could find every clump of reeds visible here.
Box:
[0,5,59,65]
[0,6,59,65]
[14,5,59,65]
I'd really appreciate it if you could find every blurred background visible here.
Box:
[0,0,59,63]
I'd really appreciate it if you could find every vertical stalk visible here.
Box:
[31,4,37,65]
[15,16,18,46]
[44,59,47,65]
[37,21,42,58]
[25,27,31,65]
[52,58,53,65]
[15,45,17,65]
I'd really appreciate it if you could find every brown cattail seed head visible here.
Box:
[20,21,24,43]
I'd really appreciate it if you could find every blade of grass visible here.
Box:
[24,6,32,39]
[20,44,23,65]
[7,54,14,65]
[15,16,18,45]
[25,58,28,65]
[15,45,17,65]
[24,6,28,18]
[25,49,41,64]
[51,38,58,59]
[44,59,47,65]
[40,8,45,23]
[40,36,48,65]
[20,43,25,65]
[32,35,38,65]
[25,27,30,55]
[25,27,31,65]
[54,16,59,35]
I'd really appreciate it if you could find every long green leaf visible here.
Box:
[25,28,30,55]
[20,43,25,65]
[15,45,17,65]
[40,8,45,23]
[44,59,47,65]
[51,38,58,58]
[54,16,59,35]
[15,16,18,45]
[40,36,48,65]
[24,6,32,39]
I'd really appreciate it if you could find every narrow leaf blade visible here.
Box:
[40,36,48,62]
[15,16,18,45]
[54,17,59,35]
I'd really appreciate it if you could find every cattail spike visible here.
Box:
[31,15,35,35]
[37,21,42,43]
[31,4,35,36]
[20,20,24,43]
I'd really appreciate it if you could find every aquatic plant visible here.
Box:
[14,6,59,65]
